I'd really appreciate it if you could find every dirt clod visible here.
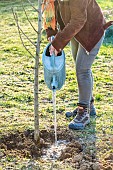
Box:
[92,162,101,170]
[79,162,90,170]
[105,154,113,160]
[72,153,83,163]
[104,166,113,170]
[0,151,5,158]
[59,152,72,160]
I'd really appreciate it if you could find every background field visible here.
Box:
[0,0,113,169]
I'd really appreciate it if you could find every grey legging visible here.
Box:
[71,35,105,107]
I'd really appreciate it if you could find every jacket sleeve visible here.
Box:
[52,0,88,52]
[103,21,113,30]
[46,27,58,39]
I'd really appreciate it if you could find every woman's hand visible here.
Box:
[48,37,51,42]
[48,37,59,56]
[49,45,59,56]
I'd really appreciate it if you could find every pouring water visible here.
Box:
[52,89,57,146]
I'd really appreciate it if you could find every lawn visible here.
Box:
[0,0,113,169]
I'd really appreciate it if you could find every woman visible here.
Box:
[42,0,113,130]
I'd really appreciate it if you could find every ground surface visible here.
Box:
[0,0,113,169]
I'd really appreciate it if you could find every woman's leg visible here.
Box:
[66,37,95,118]
[71,37,95,106]
[69,35,105,130]
[76,35,105,107]
[70,37,79,61]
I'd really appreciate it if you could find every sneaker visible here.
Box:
[90,98,96,116]
[68,104,90,130]
[66,98,96,118]
[65,108,78,118]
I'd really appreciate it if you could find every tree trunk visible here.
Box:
[34,0,42,142]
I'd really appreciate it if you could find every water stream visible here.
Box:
[41,89,70,160]
[52,90,57,146]
[41,89,69,161]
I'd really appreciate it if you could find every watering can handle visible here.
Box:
[50,52,56,69]
[50,36,56,69]
[50,36,54,42]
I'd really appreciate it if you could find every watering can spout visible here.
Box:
[51,75,58,90]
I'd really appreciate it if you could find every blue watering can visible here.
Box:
[42,43,66,91]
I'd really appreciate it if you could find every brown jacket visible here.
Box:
[46,0,113,52]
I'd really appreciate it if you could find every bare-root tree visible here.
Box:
[12,0,44,143]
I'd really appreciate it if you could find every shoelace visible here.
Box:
[75,108,89,121]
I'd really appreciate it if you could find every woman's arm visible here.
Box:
[46,27,58,39]
[52,0,88,52]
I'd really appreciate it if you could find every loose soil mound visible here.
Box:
[0,128,74,159]
[0,128,113,170]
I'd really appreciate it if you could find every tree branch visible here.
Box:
[21,1,38,34]
[18,23,36,47]
[27,0,39,12]
[12,9,35,58]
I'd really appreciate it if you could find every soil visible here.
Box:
[0,128,113,170]
[0,128,74,159]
